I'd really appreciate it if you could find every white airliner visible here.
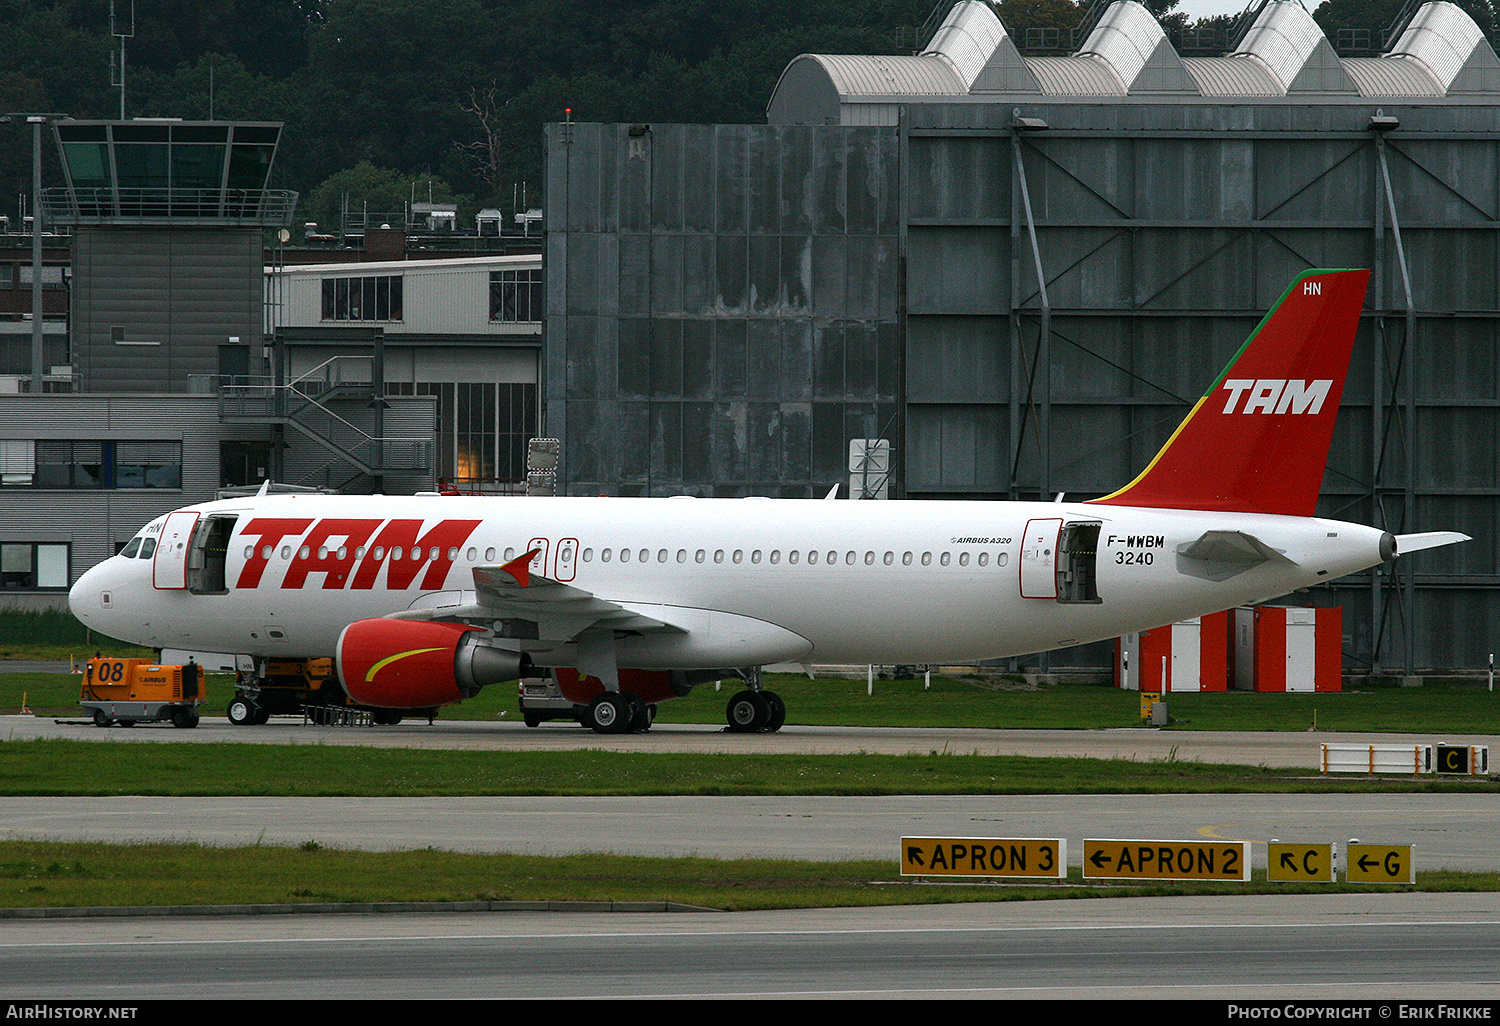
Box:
[69,269,1467,733]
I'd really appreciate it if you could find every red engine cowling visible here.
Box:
[337,618,528,708]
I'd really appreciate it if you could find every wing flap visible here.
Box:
[470,564,683,640]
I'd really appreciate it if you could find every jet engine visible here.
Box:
[337,618,530,709]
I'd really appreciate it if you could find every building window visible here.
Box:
[489,269,542,322]
[0,440,35,485]
[0,543,68,590]
[9,440,181,489]
[386,381,537,486]
[321,275,402,321]
[17,265,66,289]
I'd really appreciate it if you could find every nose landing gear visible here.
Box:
[724,667,785,733]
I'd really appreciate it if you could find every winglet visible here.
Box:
[1090,269,1370,517]
[500,548,541,587]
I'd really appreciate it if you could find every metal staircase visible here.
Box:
[218,355,433,483]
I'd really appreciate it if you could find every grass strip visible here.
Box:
[0,738,1493,796]
[0,840,1495,912]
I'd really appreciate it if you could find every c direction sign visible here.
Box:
[1267,842,1335,883]
[1346,843,1415,884]
[1436,744,1475,775]
[1082,839,1250,881]
[900,837,1066,879]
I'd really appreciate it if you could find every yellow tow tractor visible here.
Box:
[79,657,205,729]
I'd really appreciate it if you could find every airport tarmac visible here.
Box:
[1,714,1496,871]
[2,712,1497,999]
[5,894,1500,999]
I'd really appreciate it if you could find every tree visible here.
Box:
[1313,0,1498,48]
[996,0,1086,51]
[302,160,464,234]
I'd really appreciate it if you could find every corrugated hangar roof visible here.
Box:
[806,53,971,96]
[766,0,1500,123]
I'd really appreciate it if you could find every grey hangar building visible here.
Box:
[546,0,1500,674]
[3,0,1497,677]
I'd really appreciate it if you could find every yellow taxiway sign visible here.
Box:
[1346,843,1415,884]
[1267,842,1336,883]
[1082,839,1250,881]
[900,837,1066,879]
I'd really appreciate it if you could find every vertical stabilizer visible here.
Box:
[1091,268,1370,517]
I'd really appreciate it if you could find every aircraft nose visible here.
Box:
[68,560,112,629]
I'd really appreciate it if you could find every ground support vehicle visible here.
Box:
[517,675,587,727]
[226,657,428,725]
[80,658,205,728]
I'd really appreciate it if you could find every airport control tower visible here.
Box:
[40,119,296,392]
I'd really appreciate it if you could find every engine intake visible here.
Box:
[337,618,530,709]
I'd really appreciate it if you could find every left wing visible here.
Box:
[383,549,686,686]
[467,562,682,641]
[388,548,682,641]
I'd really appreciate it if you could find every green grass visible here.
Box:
[7,668,1500,734]
[0,738,1492,797]
[0,609,148,660]
[0,840,1493,912]
[653,672,1500,734]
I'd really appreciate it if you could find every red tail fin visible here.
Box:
[1090,268,1369,517]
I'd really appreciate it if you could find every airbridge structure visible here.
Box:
[547,0,1500,673]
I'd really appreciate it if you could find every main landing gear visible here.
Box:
[585,691,656,735]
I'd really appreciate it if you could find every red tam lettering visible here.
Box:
[349,519,482,590]
[234,518,314,588]
[282,519,382,589]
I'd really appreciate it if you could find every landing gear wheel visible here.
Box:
[170,708,199,729]
[624,692,651,732]
[725,690,770,732]
[226,696,257,726]
[762,690,786,732]
[587,692,631,734]
[92,709,112,728]
[372,710,403,725]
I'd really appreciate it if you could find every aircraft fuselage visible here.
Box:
[70,493,1390,668]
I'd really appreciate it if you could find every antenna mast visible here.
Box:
[110,1,135,119]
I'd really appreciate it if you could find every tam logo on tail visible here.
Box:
[1092,269,1370,518]
[1220,379,1332,415]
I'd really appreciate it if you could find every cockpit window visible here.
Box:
[120,538,142,559]
[138,537,157,559]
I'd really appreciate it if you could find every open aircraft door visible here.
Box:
[153,511,199,590]
[1020,518,1062,599]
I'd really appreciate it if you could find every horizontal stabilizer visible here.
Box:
[1395,531,1471,555]
[1176,529,1293,582]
